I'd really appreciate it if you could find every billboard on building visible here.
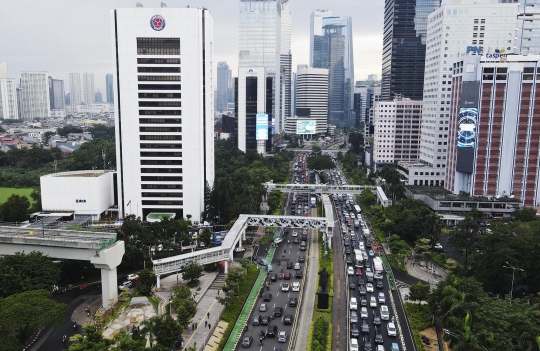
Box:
[296,120,316,135]
[456,81,480,173]
[256,113,269,140]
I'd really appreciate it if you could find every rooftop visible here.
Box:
[407,186,522,203]
[44,170,108,178]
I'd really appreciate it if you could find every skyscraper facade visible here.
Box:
[20,72,50,120]
[82,73,95,105]
[216,62,232,112]
[0,62,7,79]
[69,73,82,106]
[516,0,540,55]
[112,6,214,222]
[48,77,65,111]
[106,73,114,104]
[0,78,19,120]
[310,10,332,67]
[381,0,440,101]
[280,0,292,128]
[95,89,103,103]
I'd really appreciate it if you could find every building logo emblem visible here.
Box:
[150,15,165,31]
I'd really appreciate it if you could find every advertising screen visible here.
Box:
[457,108,477,148]
[455,81,480,173]
[296,120,316,135]
[256,113,268,140]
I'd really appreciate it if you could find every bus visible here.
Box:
[354,205,362,214]
[354,249,364,267]
[310,195,317,208]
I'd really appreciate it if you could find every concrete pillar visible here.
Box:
[156,275,161,288]
[91,241,125,309]
[224,260,229,274]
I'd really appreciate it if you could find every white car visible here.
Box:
[360,307,369,319]
[366,283,374,292]
[381,305,390,320]
[278,331,288,343]
[294,262,301,270]
[292,231,298,237]
[350,337,359,351]
[259,303,267,312]
[274,238,284,244]
[282,283,290,292]
[127,274,139,281]
[387,322,397,336]
[292,282,300,292]
[350,297,358,311]
[370,296,377,308]
[378,292,386,304]
[118,281,132,290]
[234,247,246,252]
[348,266,354,276]
[377,346,385,351]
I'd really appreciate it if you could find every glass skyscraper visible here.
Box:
[106,73,114,104]
[381,0,440,101]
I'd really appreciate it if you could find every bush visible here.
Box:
[260,236,272,246]
[310,318,330,351]
[426,252,447,270]
[404,303,431,351]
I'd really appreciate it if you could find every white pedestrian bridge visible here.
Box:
[151,195,335,286]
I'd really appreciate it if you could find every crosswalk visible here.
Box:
[395,280,410,290]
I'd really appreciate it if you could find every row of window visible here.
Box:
[140,135,182,140]
[137,58,180,64]
[138,76,181,81]
[139,93,181,99]
[138,67,181,73]
[142,200,183,205]
[142,192,183,197]
[137,38,180,55]
[142,184,183,189]
[141,159,182,165]
[140,118,182,124]
[140,127,182,133]
[140,143,182,149]
[140,110,182,115]
[141,176,182,181]
[141,168,182,173]
[138,84,181,90]
[141,151,182,157]
[139,101,181,107]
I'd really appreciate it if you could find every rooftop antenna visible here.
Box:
[161,1,167,7]
[136,2,143,7]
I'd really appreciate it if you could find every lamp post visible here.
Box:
[503,261,524,302]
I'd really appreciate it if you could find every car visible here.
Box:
[350,297,358,311]
[360,296,367,307]
[351,323,360,337]
[293,237,299,244]
[234,247,246,253]
[274,238,283,245]
[366,283,374,292]
[292,282,300,291]
[370,296,377,308]
[127,274,139,281]
[359,284,367,295]
[259,303,267,312]
[374,327,384,344]
[283,314,293,325]
[242,335,253,347]
[344,240,350,247]
[358,277,365,285]
[261,316,271,326]
[294,262,301,270]
[257,259,269,266]
[286,261,293,269]
[349,281,356,290]
[366,240,372,248]
[292,231,298,237]
[391,343,400,351]
[274,307,283,317]
[300,241,307,250]
[263,293,272,301]
[289,297,298,307]
[284,272,291,280]
[374,271,383,280]
[252,315,262,325]
[365,260,372,269]
[381,305,390,320]
[295,270,303,278]
[118,281,132,290]
[350,337,359,351]
[270,273,278,282]
[364,336,373,351]
[266,325,278,337]
[356,268,362,276]
[387,322,397,336]
[377,346,385,351]
[267,264,273,272]
[346,256,353,264]
[277,331,288,343]
[362,320,370,334]
[350,310,358,324]
[282,283,290,292]
[378,292,386,304]
[373,312,381,326]
[368,249,375,257]
[376,279,384,289]
[298,256,305,263]
[345,247,351,255]
[360,307,368,319]
[348,266,355,275]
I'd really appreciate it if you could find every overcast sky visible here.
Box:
[0,0,383,94]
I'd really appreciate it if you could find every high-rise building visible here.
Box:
[216,62,232,112]
[106,74,114,104]
[367,85,381,138]
[238,0,282,151]
[407,0,519,187]
[311,13,354,128]
[0,62,7,79]
[280,0,292,129]
[285,65,328,135]
[381,0,440,101]
[69,73,82,106]
[0,78,19,120]
[20,72,50,120]
[373,98,422,167]
[368,74,378,81]
[354,84,374,130]
[446,55,540,207]
[310,10,332,67]
[48,76,65,111]
[112,6,214,222]
[16,87,22,119]
[82,73,95,105]
[95,89,103,103]
[516,0,540,55]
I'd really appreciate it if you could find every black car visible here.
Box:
[373,312,381,326]
[286,261,293,269]
[263,293,272,301]
[298,256,305,263]
[289,297,298,307]
[365,260,372,269]
[376,279,384,289]
[366,240,372,248]
[350,323,360,337]
[346,256,353,264]
[358,277,365,285]
[349,281,356,290]
[242,336,253,348]
[295,270,303,278]
[345,247,351,255]
[301,234,308,241]
[374,327,384,344]
[266,325,278,337]
[283,314,293,325]
[261,315,271,326]
[361,320,370,334]
[364,336,372,351]
[344,240,350,247]
[359,284,367,295]
[361,296,367,306]
[270,273,277,282]
[293,237,299,244]
[274,307,283,317]
[252,315,262,325]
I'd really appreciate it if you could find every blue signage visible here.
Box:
[256,113,268,140]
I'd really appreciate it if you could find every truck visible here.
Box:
[373,257,384,275]
[354,249,363,267]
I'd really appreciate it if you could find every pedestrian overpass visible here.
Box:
[151,195,335,285]
[0,225,124,308]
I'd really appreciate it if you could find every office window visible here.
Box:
[139,93,181,99]
[138,67,181,73]
[139,127,182,133]
[139,118,182,124]
[141,159,182,165]
[140,143,182,149]
[139,101,182,107]
[141,176,182,181]
[141,184,183,189]
[141,168,182,173]
[137,58,181,64]
[138,76,181,81]
[140,135,182,140]
[141,200,183,205]
[140,151,182,157]
[139,110,182,115]
[137,38,180,55]
[141,192,183,197]
[138,84,181,90]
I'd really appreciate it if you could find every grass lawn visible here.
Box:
[0,187,36,204]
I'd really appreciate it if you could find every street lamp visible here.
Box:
[503,261,524,302]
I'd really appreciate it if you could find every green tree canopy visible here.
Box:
[0,194,30,222]
[182,261,203,285]
[409,282,430,304]
[137,268,156,296]
[307,155,335,170]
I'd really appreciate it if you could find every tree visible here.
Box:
[0,194,30,222]
[0,251,61,297]
[172,298,196,328]
[513,207,538,222]
[359,188,376,207]
[0,290,67,348]
[307,155,335,170]
[267,190,283,214]
[182,261,203,286]
[448,217,481,270]
[56,124,83,137]
[153,314,183,348]
[70,325,113,351]
[199,227,213,247]
[43,131,56,143]
[29,189,42,213]
[137,268,156,296]
[216,267,246,306]
[409,282,430,304]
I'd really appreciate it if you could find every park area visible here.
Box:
[0,187,36,204]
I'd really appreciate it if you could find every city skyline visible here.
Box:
[0,0,384,95]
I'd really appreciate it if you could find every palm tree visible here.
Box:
[140,316,159,347]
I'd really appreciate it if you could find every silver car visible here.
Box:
[259,303,267,312]
[278,331,288,343]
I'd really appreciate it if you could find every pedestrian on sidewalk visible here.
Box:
[208,323,211,329]
[207,312,210,318]
[205,320,208,327]
[195,322,198,329]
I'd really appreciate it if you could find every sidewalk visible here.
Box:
[403,259,447,286]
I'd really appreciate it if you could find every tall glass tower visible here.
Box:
[381,0,440,101]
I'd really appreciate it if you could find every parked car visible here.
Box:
[127,274,139,281]
[118,281,132,290]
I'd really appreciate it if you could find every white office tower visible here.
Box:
[20,72,50,120]
[0,78,19,119]
[285,65,328,135]
[310,10,332,67]
[69,73,82,106]
[280,0,292,129]
[408,0,518,187]
[82,73,95,105]
[111,7,214,223]
[238,0,281,152]
[516,0,540,54]
[0,62,7,79]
